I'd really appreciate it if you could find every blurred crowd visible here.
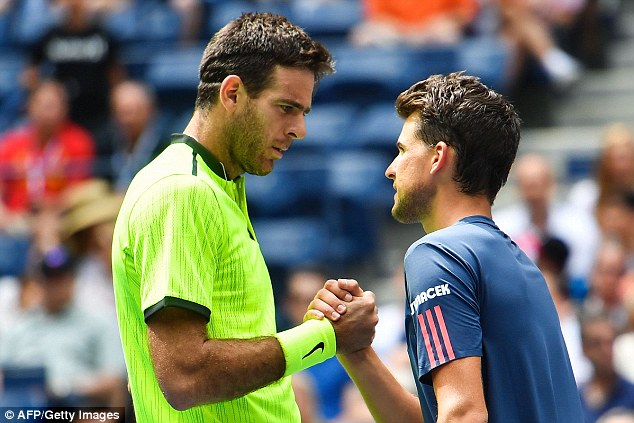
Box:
[0,0,632,422]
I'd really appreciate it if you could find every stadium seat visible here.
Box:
[0,366,48,407]
[352,102,402,152]
[104,2,182,43]
[289,0,362,38]
[0,233,30,277]
[0,51,27,133]
[0,9,12,47]
[325,150,394,262]
[317,45,458,103]
[301,103,358,150]
[205,1,291,38]
[246,151,329,218]
[145,47,203,112]
[251,217,329,267]
[327,150,393,206]
[456,36,511,93]
[9,0,56,46]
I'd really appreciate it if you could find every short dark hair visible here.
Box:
[395,72,521,204]
[196,12,334,110]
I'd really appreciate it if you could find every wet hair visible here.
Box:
[195,12,334,110]
[395,72,521,204]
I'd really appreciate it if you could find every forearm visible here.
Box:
[338,348,424,423]
[147,306,288,410]
[157,336,286,409]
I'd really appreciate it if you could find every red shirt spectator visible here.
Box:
[0,80,94,213]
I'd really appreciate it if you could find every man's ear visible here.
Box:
[430,141,450,175]
[219,75,243,113]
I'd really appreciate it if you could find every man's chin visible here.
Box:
[391,206,418,225]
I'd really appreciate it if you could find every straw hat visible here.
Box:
[61,179,123,239]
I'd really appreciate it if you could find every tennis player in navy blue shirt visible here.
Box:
[405,215,582,422]
[307,72,583,422]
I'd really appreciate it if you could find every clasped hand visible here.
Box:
[304,279,378,355]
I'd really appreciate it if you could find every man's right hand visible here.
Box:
[306,279,378,355]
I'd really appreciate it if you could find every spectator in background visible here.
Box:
[537,236,592,385]
[349,0,480,47]
[21,0,125,137]
[0,246,127,407]
[496,0,583,88]
[579,313,634,423]
[0,274,42,339]
[583,239,629,332]
[96,80,168,192]
[595,192,634,248]
[60,179,122,321]
[0,80,95,217]
[494,153,599,282]
[280,266,357,422]
[568,123,634,216]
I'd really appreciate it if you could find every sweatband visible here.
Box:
[275,318,337,377]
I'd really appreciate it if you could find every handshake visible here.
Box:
[304,279,379,355]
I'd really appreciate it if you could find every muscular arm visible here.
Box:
[146,306,285,410]
[147,289,377,411]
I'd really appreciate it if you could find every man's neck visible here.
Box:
[422,191,492,234]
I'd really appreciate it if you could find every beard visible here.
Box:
[391,182,436,224]
[223,100,271,176]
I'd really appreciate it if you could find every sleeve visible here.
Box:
[405,241,482,384]
[129,175,221,323]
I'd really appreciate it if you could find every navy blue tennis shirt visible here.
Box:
[404,215,583,422]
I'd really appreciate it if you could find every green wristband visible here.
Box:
[275,318,337,377]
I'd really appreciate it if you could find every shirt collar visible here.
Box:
[170,133,231,181]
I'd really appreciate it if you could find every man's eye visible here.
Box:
[280,105,293,113]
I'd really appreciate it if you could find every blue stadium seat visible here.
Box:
[252,217,329,267]
[0,366,47,407]
[317,45,458,103]
[327,151,393,206]
[566,154,596,181]
[324,150,394,262]
[104,2,182,43]
[145,47,203,112]
[0,51,27,133]
[0,9,12,47]
[0,233,30,277]
[352,102,402,152]
[456,36,511,93]
[205,1,291,37]
[119,42,171,80]
[9,0,56,46]
[301,103,358,150]
[246,151,329,218]
[289,0,362,38]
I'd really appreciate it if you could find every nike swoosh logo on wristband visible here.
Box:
[302,341,325,359]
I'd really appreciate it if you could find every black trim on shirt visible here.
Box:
[143,296,211,323]
[170,133,229,180]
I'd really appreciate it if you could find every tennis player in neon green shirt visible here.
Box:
[112,12,378,422]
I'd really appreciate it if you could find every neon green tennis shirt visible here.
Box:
[112,134,300,422]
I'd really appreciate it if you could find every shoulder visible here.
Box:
[407,219,495,260]
[60,123,96,147]
[0,128,30,151]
